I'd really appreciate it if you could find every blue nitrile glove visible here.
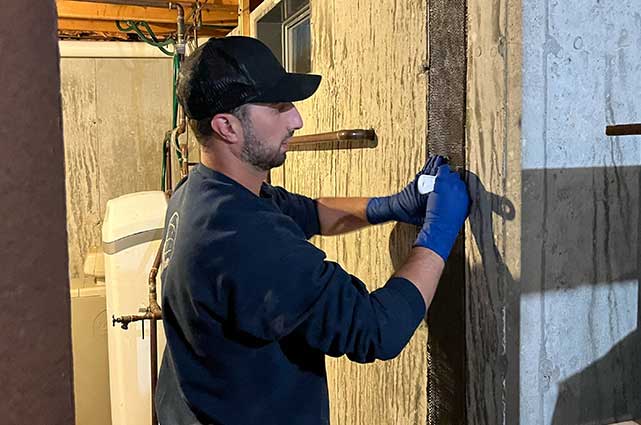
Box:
[366,155,447,225]
[414,164,470,261]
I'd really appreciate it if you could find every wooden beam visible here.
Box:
[238,0,250,35]
[56,1,237,26]
[58,17,231,37]
[70,0,238,11]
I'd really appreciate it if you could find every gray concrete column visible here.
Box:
[467,0,641,424]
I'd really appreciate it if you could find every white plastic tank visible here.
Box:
[103,191,168,425]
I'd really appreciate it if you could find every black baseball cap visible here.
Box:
[177,36,322,120]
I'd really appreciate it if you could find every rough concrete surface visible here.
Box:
[520,0,641,422]
[61,54,174,282]
[467,0,641,424]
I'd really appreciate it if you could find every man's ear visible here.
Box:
[210,113,243,144]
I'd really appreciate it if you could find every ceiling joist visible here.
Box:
[58,18,231,38]
[69,0,239,10]
[56,0,239,39]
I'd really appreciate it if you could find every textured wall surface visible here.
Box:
[270,0,429,423]
[520,1,641,423]
[0,1,75,424]
[61,53,173,283]
[466,0,523,423]
[466,0,641,424]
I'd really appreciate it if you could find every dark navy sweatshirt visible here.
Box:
[155,164,426,425]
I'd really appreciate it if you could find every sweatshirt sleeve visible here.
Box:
[203,209,426,362]
[260,184,320,239]
[294,270,426,363]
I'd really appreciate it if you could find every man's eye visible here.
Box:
[276,103,294,112]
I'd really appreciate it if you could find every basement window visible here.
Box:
[256,0,311,74]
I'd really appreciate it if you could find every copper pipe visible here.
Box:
[171,0,188,181]
[150,319,159,424]
[148,190,172,425]
[606,123,641,136]
[289,129,377,146]
[176,106,188,178]
[111,240,164,331]
[169,117,189,180]
[112,312,156,329]
[169,3,186,55]
[164,134,173,191]
[148,237,164,425]
[148,236,165,320]
[180,143,189,177]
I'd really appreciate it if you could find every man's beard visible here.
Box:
[240,120,291,172]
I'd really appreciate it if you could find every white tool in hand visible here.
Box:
[417,174,436,195]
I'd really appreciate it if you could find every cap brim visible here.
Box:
[251,73,321,104]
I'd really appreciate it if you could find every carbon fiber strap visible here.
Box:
[426,0,468,423]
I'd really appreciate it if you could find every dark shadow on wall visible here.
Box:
[530,166,641,425]
[472,165,640,425]
[465,172,520,425]
[389,166,640,425]
[551,329,641,425]
[455,166,639,424]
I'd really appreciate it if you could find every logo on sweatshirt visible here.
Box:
[162,211,180,269]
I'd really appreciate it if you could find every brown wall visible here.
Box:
[270,0,429,423]
[0,1,75,424]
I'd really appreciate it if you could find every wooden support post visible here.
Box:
[238,0,250,36]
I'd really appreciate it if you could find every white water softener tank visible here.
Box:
[103,191,168,425]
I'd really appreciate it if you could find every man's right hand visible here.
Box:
[365,155,447,225]
[413,165,470,261]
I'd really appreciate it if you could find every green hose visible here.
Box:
[172,55,183,166]
[115,19,184,190]
[116,20,175,56]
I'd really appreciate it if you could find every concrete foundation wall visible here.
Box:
[60,43,175,284]
[467,0,641,423]
[520,1,641,423]
[270,0,429,423]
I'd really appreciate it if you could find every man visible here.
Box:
[156,36,470,425]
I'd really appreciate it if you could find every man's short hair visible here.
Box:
[187,105,247,147]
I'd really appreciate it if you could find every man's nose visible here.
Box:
[288,105,303,130]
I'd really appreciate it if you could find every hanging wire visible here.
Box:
[185,0,207,36]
